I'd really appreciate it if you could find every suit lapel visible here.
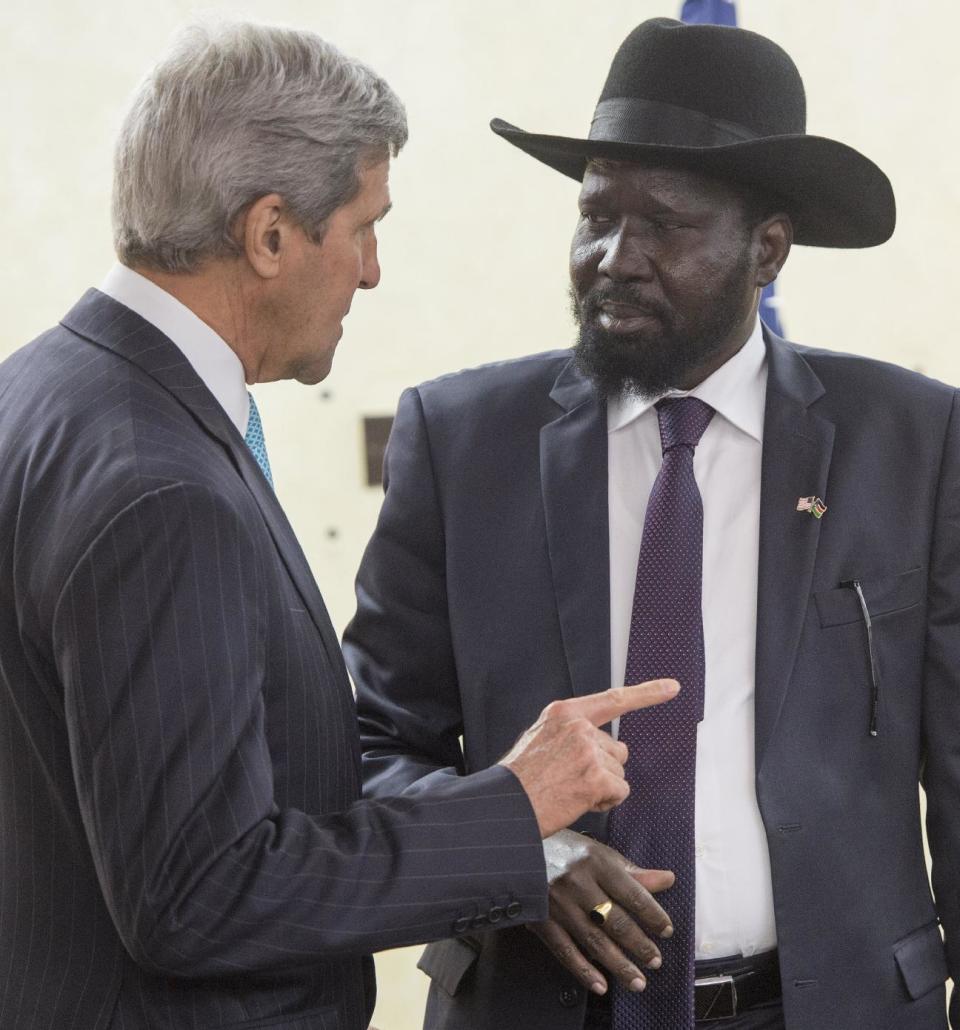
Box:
[61,289,343,661]
[540,358,611,701]
[755,331,834,770]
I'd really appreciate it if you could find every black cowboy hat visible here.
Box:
[491,17,895,248]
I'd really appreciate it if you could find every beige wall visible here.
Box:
[2,2,957,1027]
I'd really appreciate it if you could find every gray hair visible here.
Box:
[112,21,408,273]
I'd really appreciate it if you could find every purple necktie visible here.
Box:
[607,396,715,1030]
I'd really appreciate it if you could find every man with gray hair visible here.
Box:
[0,21,677,1030]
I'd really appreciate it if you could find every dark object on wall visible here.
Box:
[363,416,394,486]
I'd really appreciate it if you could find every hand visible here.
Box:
[499,680,679,838]
[529,830,674,996]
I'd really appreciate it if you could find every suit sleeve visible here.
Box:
[344,387,474,800]
[921,389,960,1027]
[51,479,546,978]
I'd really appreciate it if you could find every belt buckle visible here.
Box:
[694,973,738,1021]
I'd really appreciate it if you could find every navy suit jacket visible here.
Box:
[0,289,547,1030]
[345,334,960,1030]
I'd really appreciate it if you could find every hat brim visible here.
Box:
[490,118,895,248]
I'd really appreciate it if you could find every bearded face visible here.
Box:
[569,161,766,398]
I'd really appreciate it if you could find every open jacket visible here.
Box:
[346,332,959,1030]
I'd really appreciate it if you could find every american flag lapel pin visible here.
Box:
[796,495,827,519]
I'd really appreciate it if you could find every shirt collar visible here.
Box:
[99,262,250,436]
[607,316,767,442]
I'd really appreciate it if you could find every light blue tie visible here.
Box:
[244,392,274,488]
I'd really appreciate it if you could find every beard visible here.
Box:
[570,251,755,400]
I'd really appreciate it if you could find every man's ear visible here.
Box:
[241,193,289,280]
[755,213,793,289]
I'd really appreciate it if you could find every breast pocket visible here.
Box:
[814,567,924,628]
[813,567,925,736]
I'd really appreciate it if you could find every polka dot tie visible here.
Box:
[244,392,274,489]
[607,396,715,1030]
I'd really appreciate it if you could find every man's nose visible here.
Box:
[596,228,654,282]
[359,235,381,290]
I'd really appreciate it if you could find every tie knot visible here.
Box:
[656,397,715,453]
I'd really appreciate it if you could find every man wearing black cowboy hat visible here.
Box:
[345,16,959,1030]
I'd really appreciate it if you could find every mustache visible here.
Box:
[575,284,667,322]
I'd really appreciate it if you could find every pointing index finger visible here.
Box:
[574,680,680,727]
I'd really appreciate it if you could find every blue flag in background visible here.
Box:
[680,0,737,27]
[680,0,785,336]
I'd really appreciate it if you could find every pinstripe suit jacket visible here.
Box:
[0,289,547,1030]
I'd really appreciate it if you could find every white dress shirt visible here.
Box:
[608,318,777,960]
[99,263,250,436]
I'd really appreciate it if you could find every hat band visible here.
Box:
[589,97,762,148]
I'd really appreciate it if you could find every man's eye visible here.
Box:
[581,211,611,225]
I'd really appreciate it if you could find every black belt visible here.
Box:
[582,949,781,1026]
[694,949,781,1021]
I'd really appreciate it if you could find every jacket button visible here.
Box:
[488,906,504,923]
[559,985,581,1007]
[452,916,471,934]
[471,914,489,930]
[506,901,522,918]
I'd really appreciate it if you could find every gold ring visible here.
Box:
[589,900,614,927]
